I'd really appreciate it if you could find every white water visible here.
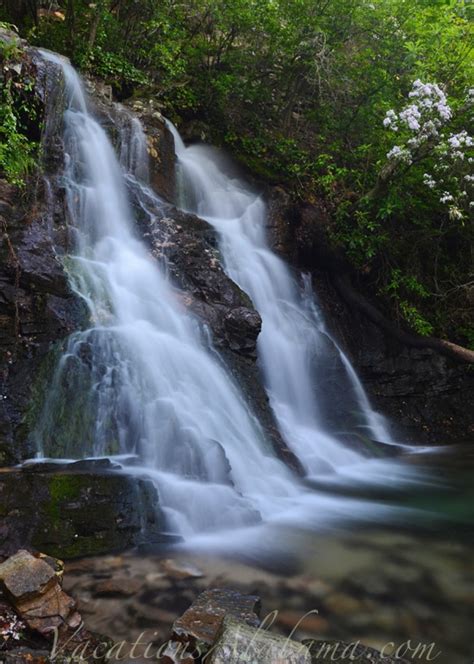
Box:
[36,51,310,536]
[169,126,393,476]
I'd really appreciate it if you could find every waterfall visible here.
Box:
[168,125,393,476]
[35,51,306,536]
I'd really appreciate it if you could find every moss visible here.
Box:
[46,473,84,520]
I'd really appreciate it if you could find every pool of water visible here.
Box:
[63,445,473,664]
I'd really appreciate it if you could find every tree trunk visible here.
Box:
[66,0,76,57]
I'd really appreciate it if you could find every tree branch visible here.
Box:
[333,273,474,364]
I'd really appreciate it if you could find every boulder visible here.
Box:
[0,463,163,559]
[224,307,261,356]
[0,550,57,603]
[0,550,113,662]
[162,588,261,661]
[0,550,80,637]
[207,615,312,664]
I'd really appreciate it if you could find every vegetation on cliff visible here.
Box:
[0,31,39,185]
[0,0,472,348]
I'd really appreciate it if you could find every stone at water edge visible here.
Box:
[0,550,57,603]
[206,615,312,664]
[0,550,80,636]
[172,588,261,644]
[0,550,113,663]
[160,588,261,662]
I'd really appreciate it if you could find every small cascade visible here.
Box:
[168,124,393,475]
[35,50,304,536]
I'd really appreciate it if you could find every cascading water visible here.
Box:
[168,126,394,476]
[35,51,307,536]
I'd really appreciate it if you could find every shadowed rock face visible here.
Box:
[266,188,474,445]
[0,42,86,464]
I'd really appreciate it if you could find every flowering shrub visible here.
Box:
[384,81,473,222]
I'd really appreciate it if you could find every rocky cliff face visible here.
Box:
[0,40,86,465]
[0,34,296,485]
[266,189,474,445]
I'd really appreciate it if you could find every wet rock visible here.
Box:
[224,307,261,356]
[266,186,297,259]
[126,182,298,469]
[168,588,261,655]
[207,615,312,664]
[0,46,84,465]
[126,99,176,202]
[0,467,163,559]
[303,639,409,663]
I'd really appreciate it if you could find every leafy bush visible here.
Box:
[1,0,472,342]
[0,33,38,185]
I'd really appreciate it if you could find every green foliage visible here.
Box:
[1,0,472,342]
[0,38,38,185]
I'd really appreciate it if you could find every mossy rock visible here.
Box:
[0,461,164,558]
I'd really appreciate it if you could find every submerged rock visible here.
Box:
[0,464,163,559]
[208,615,312,664]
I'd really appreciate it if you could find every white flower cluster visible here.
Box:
[386,145,412,163]
[423,173,436,189]
[399,104,421,131]
[384,80,452,141]
[409,80,452,120]
[383,109,398,130]
[440,192,453,203]
[447,131,474,160]
[383,80,473,220]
